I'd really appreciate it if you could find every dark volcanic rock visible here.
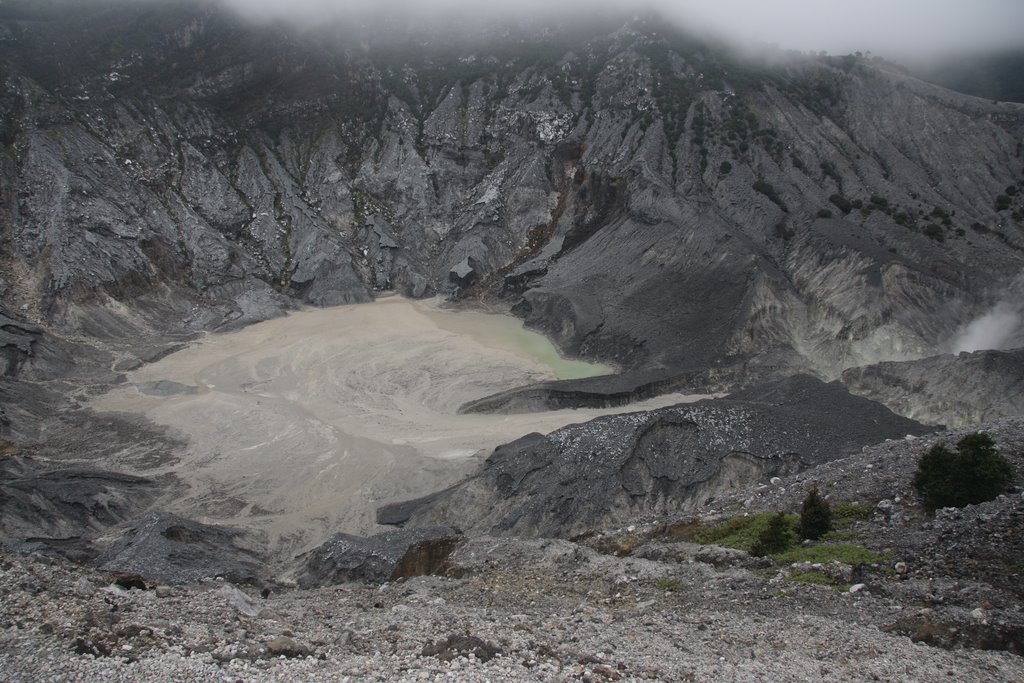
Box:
[297,527,462,587]
[458,370,681,414]
[841,348,1024,427]
[0,310,42,376]
[98,513,265,585]
[265,635,314,659]
[421,634,503,663]
[0,455,159,548]
[381,376,931,537]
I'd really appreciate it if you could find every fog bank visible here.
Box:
[215,0,1024,58]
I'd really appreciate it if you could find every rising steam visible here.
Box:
[951,302,1024,353]
[216,0,1024,58]
[950,274,1024,353]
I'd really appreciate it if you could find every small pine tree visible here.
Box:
[913,444,960,509]
[798,487,832,540]
[750,513,796,557]
[913,432,1013,511]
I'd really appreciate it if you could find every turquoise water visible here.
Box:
[422,304,614,380]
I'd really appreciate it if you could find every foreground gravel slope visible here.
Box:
[1,539,1022,683]
[2,419,1023,681]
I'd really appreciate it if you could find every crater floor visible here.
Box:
[91,298,708,556]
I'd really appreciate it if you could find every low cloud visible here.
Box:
[217,0,1024,59]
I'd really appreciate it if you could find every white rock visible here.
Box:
[849,583,866,594]
[75,578,96,597]
[218,584,259,618]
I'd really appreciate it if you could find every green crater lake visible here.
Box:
[421,300,614,380]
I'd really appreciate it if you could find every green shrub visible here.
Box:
[750,513,796,557]
[753,180,788,212]
[817,209,833,219]
[719,161,732,174]
[829,193,852,214]
[820,161,841,184]
[798,487,832,540]
[913,433,1013,511]
[923,223,944,241]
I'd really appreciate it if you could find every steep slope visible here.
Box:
[379,376,931,537]
[2,0,1023,392]
[842,348,1024,427]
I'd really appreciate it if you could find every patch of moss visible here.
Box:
[787,569,846,589]
[821,529,865,542]
[831,501,873,529]
[772,543,890,566]
[655,578,683,592]
[694,513,799,552]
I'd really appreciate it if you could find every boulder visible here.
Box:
[297,527,462,587]
[98,513,265,585]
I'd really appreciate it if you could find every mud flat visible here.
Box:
[92,298,708,555]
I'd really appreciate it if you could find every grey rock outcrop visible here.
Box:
[380,376,931,538]
[841,348,1024,427]
[0,455,160,556]
[97,513,265,585]
[297,527,462,587]
[0,311,41,376]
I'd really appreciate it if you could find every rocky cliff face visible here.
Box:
[842,348,1024,427]
[2,0,1024,389]
[379,376,931,538]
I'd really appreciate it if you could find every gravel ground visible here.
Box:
[1,535,1022,682]
[2,419,1023,681]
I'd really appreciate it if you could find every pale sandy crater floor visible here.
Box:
[92,297,709,556]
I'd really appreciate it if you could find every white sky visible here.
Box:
[218,0,1024,58]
